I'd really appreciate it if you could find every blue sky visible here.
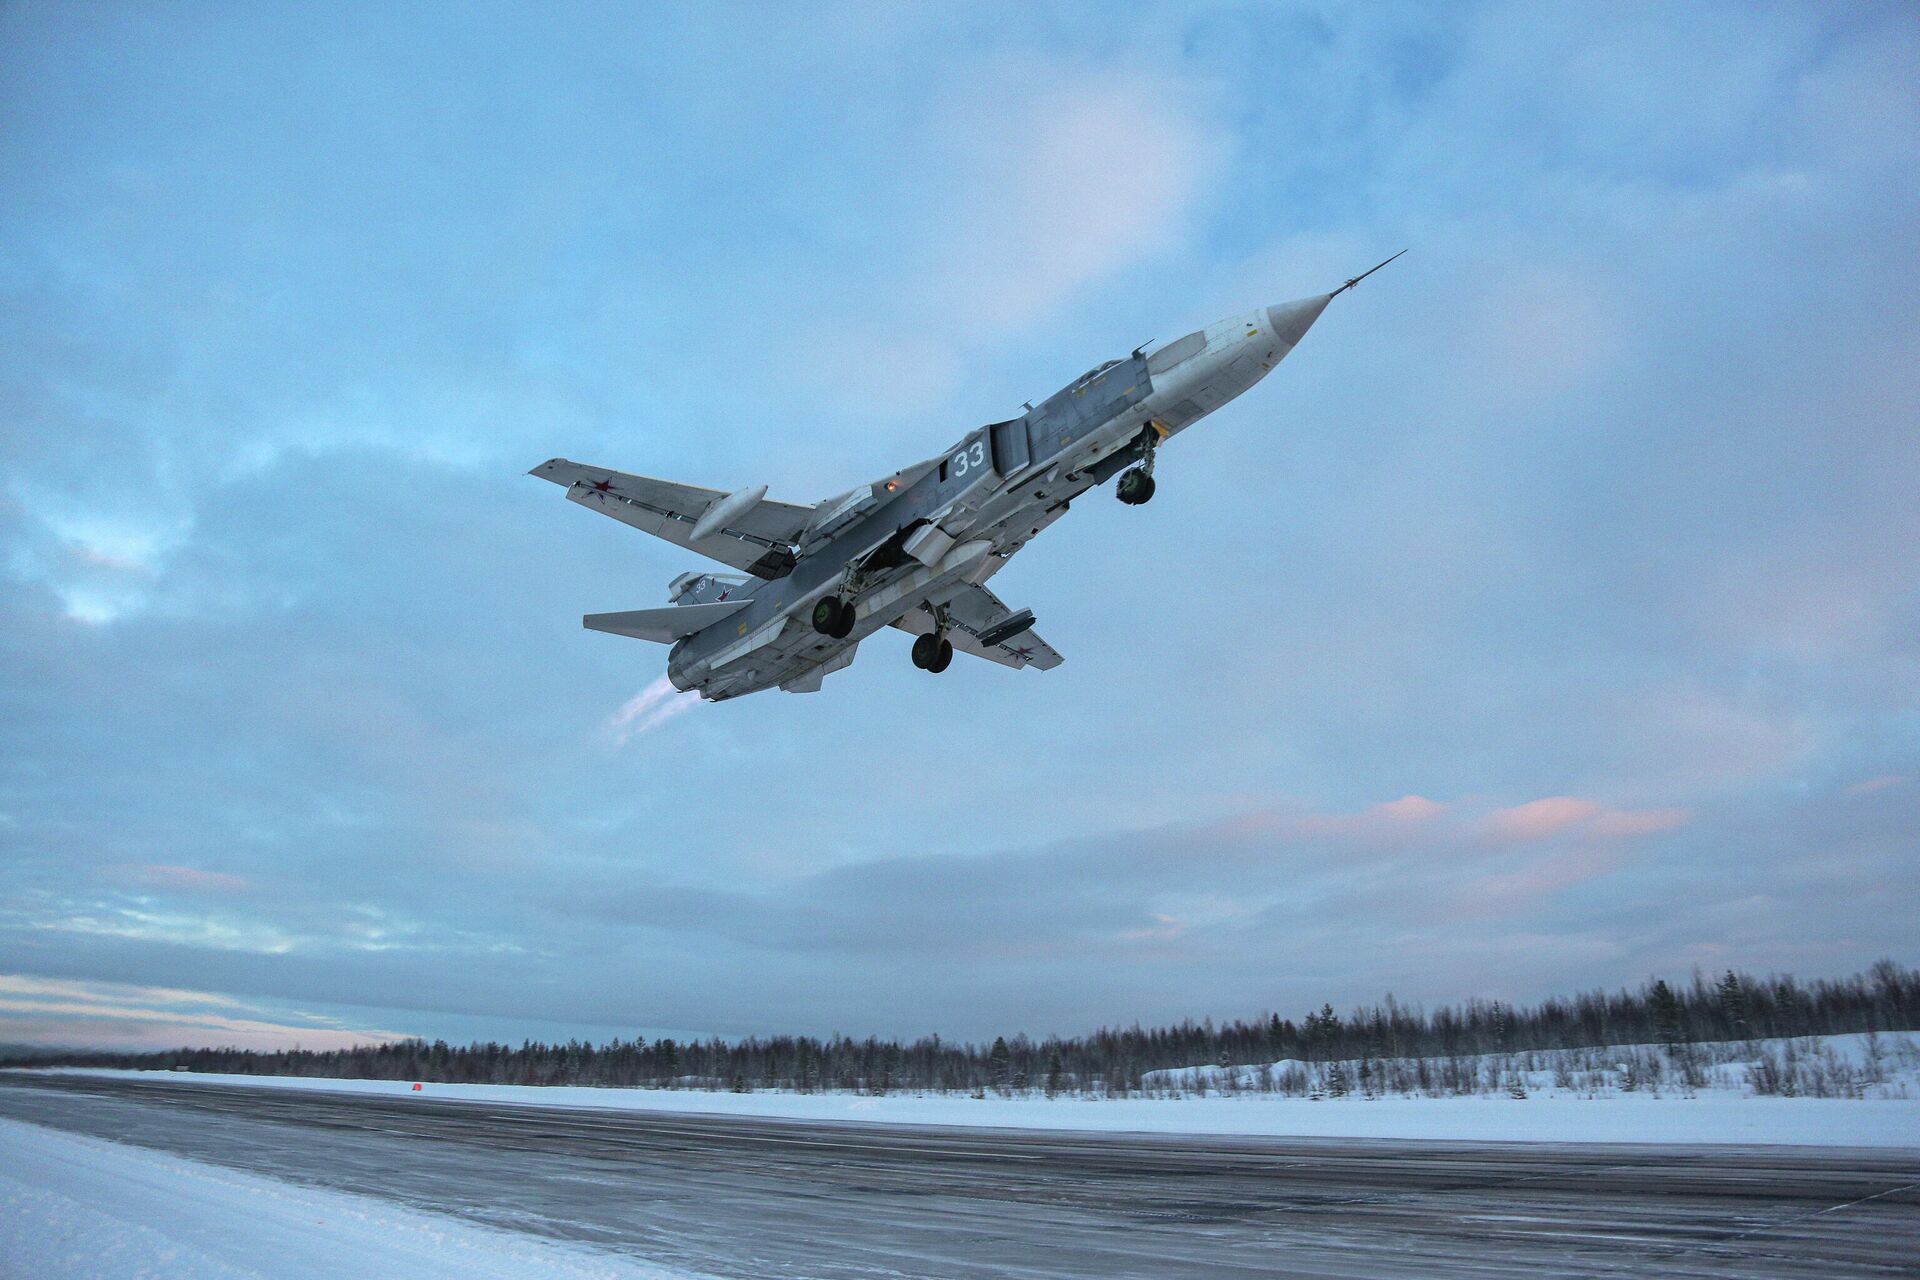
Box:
[2,1,1915,1051]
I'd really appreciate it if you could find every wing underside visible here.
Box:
[892,582,1063,671]
[530,458,812,579]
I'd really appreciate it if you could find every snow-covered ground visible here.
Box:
[1142,1030,1920,1101]
[0,1117,695,1280]
[25,1033,1920,1149]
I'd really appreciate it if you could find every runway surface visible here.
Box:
[3,1072,1916,1279]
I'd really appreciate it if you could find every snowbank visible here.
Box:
[22,1064,1920,1147]
[0,1117,694,1279]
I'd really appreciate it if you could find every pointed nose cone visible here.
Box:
[1266,294,1333,349]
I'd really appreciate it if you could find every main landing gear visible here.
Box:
[811,595,855,639]
[911,602,954,673]
[911,631,953,673]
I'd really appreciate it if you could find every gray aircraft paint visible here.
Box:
[534,275,1378,701]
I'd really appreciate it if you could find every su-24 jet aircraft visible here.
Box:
[532,256,1401,701]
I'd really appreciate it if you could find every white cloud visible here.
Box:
[0,975,249,1009]
[1,3,1914,1044]
[0,974,408,1051]
[770,60,1229,422]
[919,69,1228,334]
[33,908,297,955]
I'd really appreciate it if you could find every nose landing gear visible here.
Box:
[1116,433,1158,505]
[1116,469,1156,505]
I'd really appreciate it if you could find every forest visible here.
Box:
[10,961,1915,1096]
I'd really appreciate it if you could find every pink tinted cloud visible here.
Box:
[112,864,252,893]
[1483,798,1688,843]
[1486,797,1601,842]
[1847,775,1908,797]
[0,1017,399,1053]
[1192,793,1681,869]
[1212,794,1449,846]
[1375,795,1448,821]
[0,975,409,1052]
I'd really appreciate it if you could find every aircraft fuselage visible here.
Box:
[669,296,1332,700]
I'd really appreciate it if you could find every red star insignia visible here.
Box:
[591,478,614,492]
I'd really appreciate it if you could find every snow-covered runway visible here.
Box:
[2,1071,1916,1279]
[0,1116,693,1279]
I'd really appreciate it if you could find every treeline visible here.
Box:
[11,961,1916,1095]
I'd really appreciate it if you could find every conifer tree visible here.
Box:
[1324,1061,1350,1097]
[1716,970,1751,1040]
[1648,979,1685,1051]
[17,962,1917,1096]
[988,1036,1012,1092]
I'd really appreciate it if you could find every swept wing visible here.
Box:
[892,582,1063,670]
[529,458,812,579]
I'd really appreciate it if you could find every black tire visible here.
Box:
[1117,469,1156,505]
[829,600,856,639]
[928,638,953,673]
[911,633,938,669]
[812,598,841,634]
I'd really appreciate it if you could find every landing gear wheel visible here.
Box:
[1116,469,1156,505]
[911,633,954,672]
[812,597,855,638]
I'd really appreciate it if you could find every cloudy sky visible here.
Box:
[3,2,1915,1052]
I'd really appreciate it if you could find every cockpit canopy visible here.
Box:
[1146,330,1206,375]
[1072,358,1123,386]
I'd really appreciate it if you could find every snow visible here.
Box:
[23,1032,1920,1149]
[0,1117,697,1279]
[1143,1031,1920,1099]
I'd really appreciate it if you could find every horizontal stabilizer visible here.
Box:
[583,599,751,644]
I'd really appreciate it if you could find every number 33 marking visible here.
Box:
[952,440,986,476]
